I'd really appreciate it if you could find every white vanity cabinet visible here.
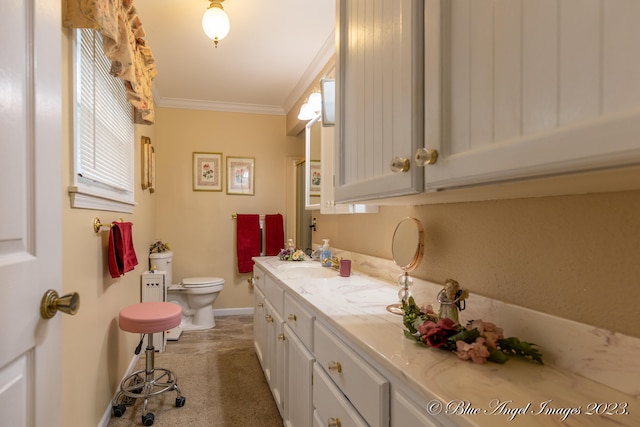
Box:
[334,0,425,203]
[422,0,640,191]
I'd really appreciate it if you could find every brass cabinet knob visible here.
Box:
[390,156,410,173]
[278,334,286,341]
[414,148,438,166]
[257,302,264,308]
[328,417,342,427]
[40,289,80,319]
[327,360,342,374]
[265,314,273,323]
[288,313,297,322]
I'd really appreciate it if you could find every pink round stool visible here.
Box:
[112,302,185,426]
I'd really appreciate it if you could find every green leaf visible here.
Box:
[497,337,544,364]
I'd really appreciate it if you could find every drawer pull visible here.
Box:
[257,303,264,308]
[328,417,341,427]
[278,334,286,341]
[327,361,342,374]
[265,314,273,323]
[288,313,297,322]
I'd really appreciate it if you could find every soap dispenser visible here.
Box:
[320,239,332,267]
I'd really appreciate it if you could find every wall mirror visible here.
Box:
[387,217,424,314]
[305,113,322,210]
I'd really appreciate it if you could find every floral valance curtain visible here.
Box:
[64,0,157,124]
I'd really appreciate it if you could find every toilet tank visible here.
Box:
[149,251,173,285]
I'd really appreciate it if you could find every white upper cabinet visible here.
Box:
[334,0,425,203]
[424,0,640,190]
[334,0,640,203]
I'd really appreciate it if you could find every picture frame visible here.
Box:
[309,161,321,196]
[141,136,155,192]
[321,78,335,126]
[226,156,255,195]
[193,152,223,191]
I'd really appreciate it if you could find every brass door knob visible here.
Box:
[40,290,80,319]
[414,148,438,166]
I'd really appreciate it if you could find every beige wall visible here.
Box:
[61,28,156,425]
[315,189,640,338]
[153,108,305,310]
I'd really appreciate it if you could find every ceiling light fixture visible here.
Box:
[202,0,230,47]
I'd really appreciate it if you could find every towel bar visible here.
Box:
[93,217,124,233]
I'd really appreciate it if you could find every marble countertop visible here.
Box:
[254,257,640,427]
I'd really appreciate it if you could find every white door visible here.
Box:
[0,0,63,426]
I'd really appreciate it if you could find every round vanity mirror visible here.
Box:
[391,217,424,271]
[387,217,424,315]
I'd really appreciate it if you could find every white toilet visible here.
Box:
[149,251,224,331]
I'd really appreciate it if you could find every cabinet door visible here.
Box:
[284,325,314,427]
[424,0,640,190]
[265,301,285,415]
[334,0,425,203]
[253,287,267,369]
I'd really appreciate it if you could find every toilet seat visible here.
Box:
[181,277,224,288]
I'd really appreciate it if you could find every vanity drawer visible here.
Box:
[264,274,284,315]
[314,321,389,427]
[284,293,315,350]
[252,265,265,292]
[313,364,368,427]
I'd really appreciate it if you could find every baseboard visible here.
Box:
[98,350,142,427]
[213,307,254,316]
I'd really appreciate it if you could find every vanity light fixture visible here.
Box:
[297,102,315,120]
[202,0,230,47]
[298,91,322,121]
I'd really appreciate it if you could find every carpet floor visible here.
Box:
[107,315,283,427]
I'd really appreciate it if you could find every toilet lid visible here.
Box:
[181,277,224,288]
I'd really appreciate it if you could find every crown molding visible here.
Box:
[156,97,285,115]
[283,31,336,114]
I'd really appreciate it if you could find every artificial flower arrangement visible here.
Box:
[278,247,306,261]
[402,295,543,365]
[149,240,170,254]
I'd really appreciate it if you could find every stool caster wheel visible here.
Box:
[142,412,155,426]
[112,404,126,417]
[176,396,186,407]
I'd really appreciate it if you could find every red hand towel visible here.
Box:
[236,214,261,273]
[108,222,138,278]
[265,214,284,256]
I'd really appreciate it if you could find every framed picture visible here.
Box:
[141,136,156,192]
[193,152,222,191]
[321,79,335,126]
[226,156,255,195]
[309,161,321,196]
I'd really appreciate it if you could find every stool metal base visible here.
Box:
[112,336,185,426]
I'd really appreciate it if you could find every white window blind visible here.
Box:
[70,28,135,212]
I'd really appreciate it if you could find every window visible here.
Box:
[68,28,136,213]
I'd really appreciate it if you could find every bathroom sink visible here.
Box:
[275,261,338,278]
